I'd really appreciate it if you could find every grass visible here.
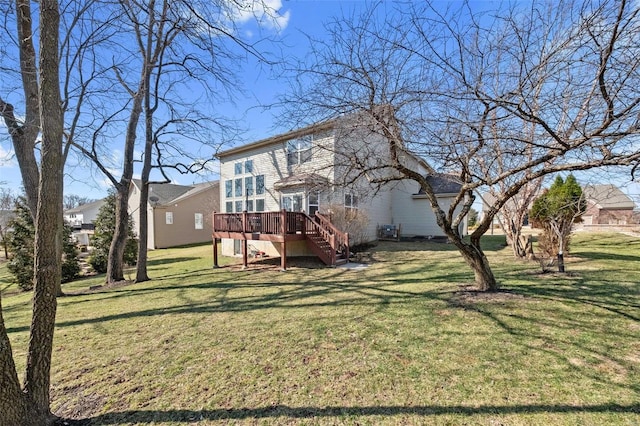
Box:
[1,234,639,425]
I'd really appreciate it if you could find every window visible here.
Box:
[308,191,319,216]
[287,136,312,166]
[345,193,358,210]
[227,161,262,213]
[165,212,173,225]
[282,194,303,212]
[256,199,265,212]
[245,176,254,196]
[256,175,265,195]
[194,213,203,229]
[225,180,232,198]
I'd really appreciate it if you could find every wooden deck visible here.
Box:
[212,210,349,270]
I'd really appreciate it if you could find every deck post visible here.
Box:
[213,238,219,268]
[212,212,219,268]
[345,232,350,264]
[330,233,336,265]
[280,209,287,271]
[242,211,248,269]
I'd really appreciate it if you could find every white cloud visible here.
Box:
[229,0,291,32]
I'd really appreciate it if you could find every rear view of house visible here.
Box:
[214,115,466,266]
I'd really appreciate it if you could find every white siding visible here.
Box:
[218,116,463,256]
[219,135,336,214]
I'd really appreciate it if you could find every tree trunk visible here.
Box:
[0,296,30,425]
[0,101,40,220]
[557,235,566,273]
[135,70,155,283]
[21,0,64,421]
[106,72,144,284]
[135,180,150,283]
[503,213,529,259]
[1,0,41,221]
[450,233,499,291]
[107,187,129,283]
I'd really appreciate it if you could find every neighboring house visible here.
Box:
[582,184,636,225]
[213,115,466,266]
[64,199,105,229]
[63,199,106,246]
[129,179,219,249]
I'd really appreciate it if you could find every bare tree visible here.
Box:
[486,178,542,259]
[0,1,41,219]
[128,0,240,282]
[105,0,274,283]
[63,194,94,210]
[0,0,65,422]
[285,0,640,291]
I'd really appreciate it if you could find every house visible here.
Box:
[63,199,106,246]
[213,115,466,267]
[582,184,636,225]
[64,199,105,229]
[129,179,219,249]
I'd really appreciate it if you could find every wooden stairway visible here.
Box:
[302,213,349,266]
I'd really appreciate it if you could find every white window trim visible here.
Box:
[194,213,203,229]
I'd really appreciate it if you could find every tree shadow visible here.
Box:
[147,256,200,266]
[59,402,640,425]
[6,272,448,334]
[572,251,640,262]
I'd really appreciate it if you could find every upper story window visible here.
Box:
[345,193,358,211]
[287,136,312,166]
[256,175,265,195]
[235,160,253,175]
[234,178,243,197]
[245,177,254,196]
[225,180,232,198]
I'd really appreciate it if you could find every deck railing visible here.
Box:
[212,210,349,266]
[315,212,350,260]
[213,210,306,235]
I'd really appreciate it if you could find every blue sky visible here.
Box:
[1,0,639,206]
[1,0,363,198]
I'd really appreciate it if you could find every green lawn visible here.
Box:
[1,234,639,425]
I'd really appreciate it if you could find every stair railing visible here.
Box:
[314,212,350,261]
[301,214,334,264]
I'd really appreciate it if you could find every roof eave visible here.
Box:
[216,120,336,159]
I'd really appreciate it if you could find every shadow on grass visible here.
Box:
[573,251,640,262]
[147,256,201,266]
[7,276,448,334]
[63,403,640,425]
